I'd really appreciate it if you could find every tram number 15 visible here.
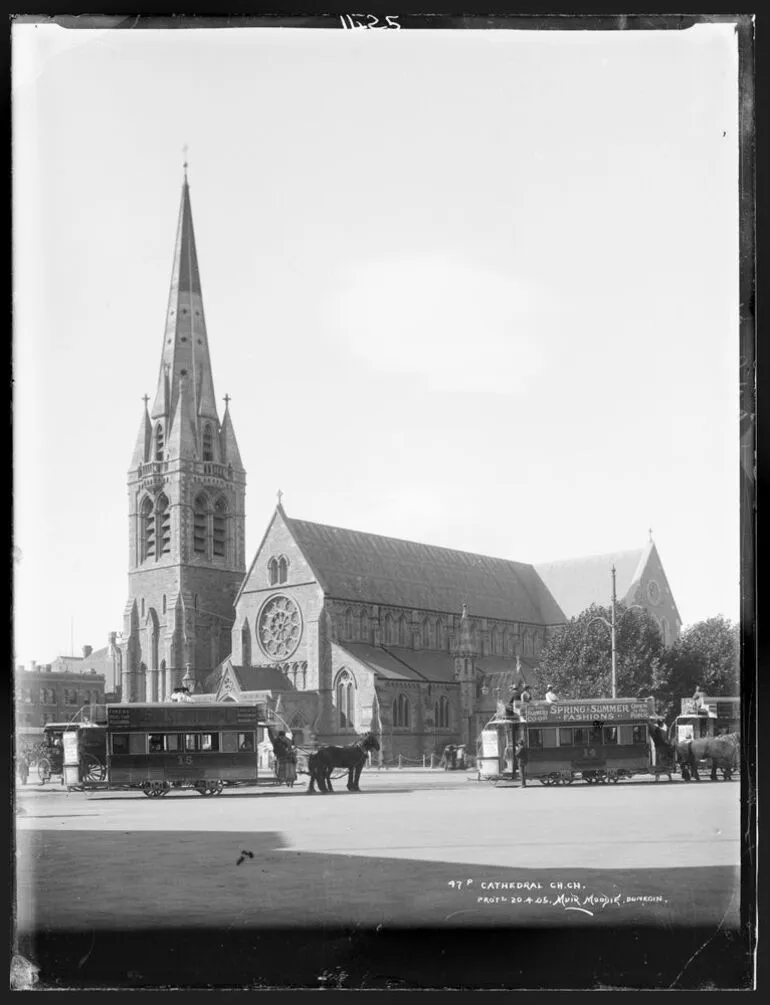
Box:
[176,755,193,765]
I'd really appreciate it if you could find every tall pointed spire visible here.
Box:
[220,394,244,471]
[150,170,219,441]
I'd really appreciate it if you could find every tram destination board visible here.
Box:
[107,704,262,729]
[523,698,654,723]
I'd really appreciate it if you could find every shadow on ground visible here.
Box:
[15,926,752,990]
[14,829,749,989]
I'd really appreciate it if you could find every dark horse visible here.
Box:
[307,733,380,794]
[675,733,740,782]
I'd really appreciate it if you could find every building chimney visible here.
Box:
[30,660,37,672]
[82,645,93,658]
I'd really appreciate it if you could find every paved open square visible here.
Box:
[14,769,748,989]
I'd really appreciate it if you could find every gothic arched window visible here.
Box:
[397,615,409,647]
[435,695,449,728]
[155,423,164,462]
[435,619,443,651]
[335,669,355,728]
[277,556,288,583]
[384,613,395,645]
[344,609,354,640]
[422,618,434,649]
[156,493,171,556]
[202,423,214,462]
[394,692,410,728]
[490,626,500,655]
[241,620,252,666]
[213,498,227,558]
[268,557,278,585]
[141,497,155,561]
[359,609,367,642]
[193,494,208,555]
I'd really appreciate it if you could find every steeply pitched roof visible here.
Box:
[286,517,566,626]
[203,660,294,694]
[534,547,648,621]
[338,643,457,683]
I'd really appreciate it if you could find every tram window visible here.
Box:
[221,731,238,754]
[185,733,220,752]
[528,729,543,749]
[558,728,573,746]
[573,727,590,745]
[165,734,181,752]
[238,733,254,752]
[111,734,130,755]
[602,726,618,744]
[541,728,558,748]
[149,734,165,753]
[129,733,147,755]
[631,725,646,744]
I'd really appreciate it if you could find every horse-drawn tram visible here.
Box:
[61,702,266,797]
[519,697,662,785]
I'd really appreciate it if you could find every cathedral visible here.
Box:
[116,172,682,761]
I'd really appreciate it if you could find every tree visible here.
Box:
[533,603,665,702]
[654,616,739,719]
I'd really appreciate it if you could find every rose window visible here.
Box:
[647,580,661,605]
[258,595,302,660]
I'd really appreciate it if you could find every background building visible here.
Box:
[14,656,106,742]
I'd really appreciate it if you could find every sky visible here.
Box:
[12,20,742,667]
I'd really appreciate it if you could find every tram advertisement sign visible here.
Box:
[63,731,80,766]
[523,699,652,723]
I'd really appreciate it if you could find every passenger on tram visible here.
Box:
[545,685,559,703]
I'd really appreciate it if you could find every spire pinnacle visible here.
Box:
[182,144,189,179]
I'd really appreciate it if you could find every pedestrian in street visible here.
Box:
[18,754,29,786]
[516,739,529,787]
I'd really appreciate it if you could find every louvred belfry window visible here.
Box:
[157,494,171,555]
[141,497,155,561]
[213,498,227,557]
[155,423,164,462]
[193,495,207,555]
[202,423,214,462]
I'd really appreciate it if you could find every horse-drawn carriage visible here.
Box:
[668,698,740,782]
[27,721,107,785]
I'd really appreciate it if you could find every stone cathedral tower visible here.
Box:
[119,169,246,702]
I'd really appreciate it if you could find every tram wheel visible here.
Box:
[539,776,550,786]
[609,774,619,784]
[213,780,224,795]
[37,758,52,784]
[142,781,168,798]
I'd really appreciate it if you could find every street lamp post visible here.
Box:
[587,566,645,699]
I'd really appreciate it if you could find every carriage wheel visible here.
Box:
[81,754,106,783]
[609,773,619,784]
[37,758,52,784]
[539,776,550,786]
[561,773,574,785]
[213,780,224,796]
